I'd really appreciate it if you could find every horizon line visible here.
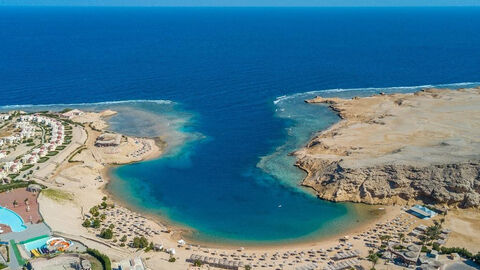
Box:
[1,0,480,8]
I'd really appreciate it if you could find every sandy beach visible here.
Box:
[32,109,405,269]
[31,103,480,270]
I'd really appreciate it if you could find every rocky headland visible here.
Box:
[295,87,480,208]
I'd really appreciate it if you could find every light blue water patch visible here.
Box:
[0,207,27,232]
[23,237,49,252]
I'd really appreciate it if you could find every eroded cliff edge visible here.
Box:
[294,87,480,208]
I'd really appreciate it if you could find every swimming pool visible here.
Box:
[23,236,50,252]
[0,206,27,232]
[410,204,437,220]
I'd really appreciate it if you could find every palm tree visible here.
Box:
[367,250,379,270]
[426,224,441,245]
[379,234,391,248]
[398,233,405,245]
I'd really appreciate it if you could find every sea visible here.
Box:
[0,6,479,245]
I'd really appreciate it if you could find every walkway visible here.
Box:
[0,223,51,270]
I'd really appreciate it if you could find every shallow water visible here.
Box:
[1,7,480,244]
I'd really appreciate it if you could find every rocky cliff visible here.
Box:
[295,88,480,208]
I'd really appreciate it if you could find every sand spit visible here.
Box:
[37,109,165,261]
[296,87,480,207]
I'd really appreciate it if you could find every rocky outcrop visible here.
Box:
[296,157,480,207]
[295,88,480,208]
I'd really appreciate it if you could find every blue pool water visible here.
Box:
[23,237,50,252]
[0,207,27,232]
[410,205,438,220]
[0,7,479,244]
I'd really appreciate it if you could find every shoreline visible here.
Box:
[296,87,480,207]
[9,100,479,270]
[104,166,399,249]
[87,106,400,249]
[102,151,396,249]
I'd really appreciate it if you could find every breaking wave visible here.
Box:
[263,82,480,187]
[273,82,480,105]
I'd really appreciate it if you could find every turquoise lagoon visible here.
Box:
[1,7,480,245]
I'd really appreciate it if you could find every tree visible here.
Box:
[379,234,391,248]
[367,251,379,270]
[132,236,149,249]
[398,233,405,245]
[89,206,100,217]
[193,260,203,266]
[100,228,113,239]
[109,224,115,230]
[120,235,127,242]
[100,201,108,209]
[92,218,101,228]
[426,224,441,244]
[82,219,91,227]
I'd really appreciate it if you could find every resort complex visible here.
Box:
[1,2,480,270]
[0,101,479,270]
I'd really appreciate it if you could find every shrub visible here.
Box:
[86,248,111,270]
[120,235,127,242]
[132,236,149,249]
[82,219,91,227]
[168,257,176,263]
[440,247,473,259]
[100,228,113,239]
[92,218,101,228]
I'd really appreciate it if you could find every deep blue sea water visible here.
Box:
[1,7,480,244]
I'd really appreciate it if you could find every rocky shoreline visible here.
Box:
[295,88,480,208]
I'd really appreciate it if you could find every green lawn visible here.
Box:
[38,157,49,163]
[20,165,34,172]
[41,189,74,202]
[46,151,59,156]
[0,181,30,193]
[7,174,19,180]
